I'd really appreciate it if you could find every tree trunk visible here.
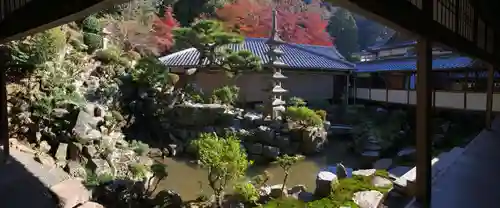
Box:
[281,171,289,196]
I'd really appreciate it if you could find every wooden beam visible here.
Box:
[415,38,432,208]
[486,65,494,130]
[0,0,128,43]
[332,0,500,67]
[0,47,8,164]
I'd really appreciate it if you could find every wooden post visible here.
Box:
[369,74,372,100]
[464,71,468,109]
[486,65,494,130]
[415,38,432,208]
[385,73,389,104]
[0,47,9,164]
[353,75,357,105]
[346,73,350,106]
[407,72,411,104]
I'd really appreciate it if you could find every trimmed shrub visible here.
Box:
[285,106,323,128]
[315,109,327,121]
[288,96,306,107]
[82,15,102,34]
[95,47,121,64]
[83,32,103,53]
[212,85,239,105]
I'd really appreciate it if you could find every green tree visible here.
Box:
[327,8,359,61]
[191,133,250,207]
[275,155,302,196]
[171,19,261,105]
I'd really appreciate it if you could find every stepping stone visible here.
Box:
[50,179,90,208]
[77,202,104,208]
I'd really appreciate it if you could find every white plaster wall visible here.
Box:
[388,90,408,104]
[356,88,370,99]
[434,91,464,109]
[466,93,486,111]
[370,89,387,102]
[194,71,335,102]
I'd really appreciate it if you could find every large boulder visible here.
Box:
[73,111,103,144]
[262,145,280,160]
[300,127,328,154]
[252,125,275,145]
[314,171,337,198]
[170,103,231,127]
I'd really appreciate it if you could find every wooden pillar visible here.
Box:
[464,71,468,109]
[353,75,357,105]
[415,38,432,208]
[407,72,412,105]
[486,65,494,130]
[369,75,372,100]
[0,47,9,164]
[346,73,350,106]
[385,74,389,104]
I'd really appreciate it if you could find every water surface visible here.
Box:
[155,140,359,200]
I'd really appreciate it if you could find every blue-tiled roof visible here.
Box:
[355,56,475,73]
[449,71,500,78]
[159,38,354,71]
[367,40,417,51]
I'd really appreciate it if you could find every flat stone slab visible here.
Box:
[50,179,90,208]
[353,190,384,208]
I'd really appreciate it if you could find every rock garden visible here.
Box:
[1,3,485,208]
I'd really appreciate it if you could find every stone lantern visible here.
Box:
[101,27,112,50]
[264,9,287,120]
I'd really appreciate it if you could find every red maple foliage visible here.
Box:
[153,7,180,52]
[216,0,333,46]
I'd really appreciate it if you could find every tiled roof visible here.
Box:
[159,38,354,71]
[355,56,475,73]
[449,71,500,78]
[367,40,417,51]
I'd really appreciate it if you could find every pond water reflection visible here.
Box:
[155,140,360,200]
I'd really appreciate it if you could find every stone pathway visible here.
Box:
[0,148,99,208]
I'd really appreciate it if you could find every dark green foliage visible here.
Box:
[288,97,306,107]
[173,0,228,26]
[82,15,102,34]
[327,8,359,60]
[220,49,262,77]
[173,19,244,66]
[131,57,173,88]
[83,32,103,53]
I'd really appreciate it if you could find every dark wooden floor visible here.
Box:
[430,117,500,207]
